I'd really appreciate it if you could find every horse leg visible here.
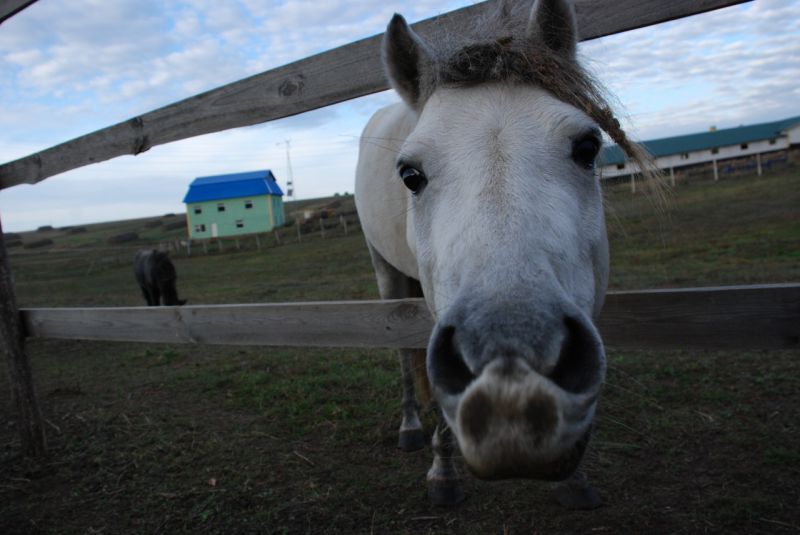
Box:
[150,286,162,306]
[139,285,153,306]
[366,243,427,451]
[398,348,426,451]
[427,418,465,506]
[551,468,602,510]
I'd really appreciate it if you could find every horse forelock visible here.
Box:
[421,0,659,187]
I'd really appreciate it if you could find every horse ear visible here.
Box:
[382,14,434,109]
[526,0,577,58]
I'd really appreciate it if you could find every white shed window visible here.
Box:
[740,143,748,150]
[769,138,777,145]
[711,147,719,155]
[616,163,625,170]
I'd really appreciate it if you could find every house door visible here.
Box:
[211,223,218,238]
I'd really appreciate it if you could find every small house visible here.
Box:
[183,170,285,239]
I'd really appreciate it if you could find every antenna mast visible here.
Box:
[280,139,295,199]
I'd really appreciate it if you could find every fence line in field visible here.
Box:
[21,284,800,351]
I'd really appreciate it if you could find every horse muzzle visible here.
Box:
[427,303,605,481]
[455,357,597,480]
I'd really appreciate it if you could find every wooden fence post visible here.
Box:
[0,216,47,458]
[296,219,302,243]
[202,240,208,255]
[255,234,261,250]
[319,218,325,239]
[341,215,348,236]
[273,230,281,245]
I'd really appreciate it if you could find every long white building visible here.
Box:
[600,116,800,184]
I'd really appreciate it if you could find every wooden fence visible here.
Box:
[4,0,797,460]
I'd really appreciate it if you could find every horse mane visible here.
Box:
[422,0,661,189]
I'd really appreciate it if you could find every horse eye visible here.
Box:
[572,136,601,169]
[399,165,427,194]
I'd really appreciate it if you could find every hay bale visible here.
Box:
[107,232,139,244]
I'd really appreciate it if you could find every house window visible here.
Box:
[194,224,206,232]
[194,206,202,214]
[769,138,777,145]
[236,220,244,229]
[217,203,226,212]
[711,147,719,155]
[245,200,253,209]
[616,163,625,170]
[681,153,690,160]
[740,143,748,150]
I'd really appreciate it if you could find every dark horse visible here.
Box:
[133,249,186,306]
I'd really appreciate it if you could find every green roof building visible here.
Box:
[600,115,800,181]
[183,170,285,239]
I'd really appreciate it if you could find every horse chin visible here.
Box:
[462,427,591,482]
[445,358,599,482]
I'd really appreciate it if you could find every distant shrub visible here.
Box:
[144,220,163,228]
[162,213,176,218]
[24,238,53,249]
[36,225,54,232]
[68,227,87,234]
[163,221,185,231]
[107,232,139,244]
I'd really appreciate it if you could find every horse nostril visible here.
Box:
[550,316,604,394]
[428,325,475,395]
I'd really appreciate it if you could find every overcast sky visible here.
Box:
[0,0,798,232]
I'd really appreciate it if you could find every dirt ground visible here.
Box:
[2,341,798,534]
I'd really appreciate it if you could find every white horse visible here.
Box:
[355,0,651,507]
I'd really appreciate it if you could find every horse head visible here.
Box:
[382,0,610,481]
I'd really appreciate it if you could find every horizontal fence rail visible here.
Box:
[0,0,750,190]
[21,284,800,351]
[0,0,37,25]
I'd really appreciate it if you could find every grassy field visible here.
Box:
[1,170,799,534]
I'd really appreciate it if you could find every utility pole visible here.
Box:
[278,139,295,200]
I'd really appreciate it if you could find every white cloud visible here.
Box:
[0,0,799,231]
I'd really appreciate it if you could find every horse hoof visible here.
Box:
[552,484,602,510]
[427,479,465,507]
[398,428,425,452]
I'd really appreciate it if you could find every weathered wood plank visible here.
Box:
[597,284,800,350]
[0,0,37,25]
[22,299,434,348]
[0,0,750,189]
[0,216,47,457]
[21,284,800,351]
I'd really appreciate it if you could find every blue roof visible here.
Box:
[601,115,800,166]
[183,170,283,203]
